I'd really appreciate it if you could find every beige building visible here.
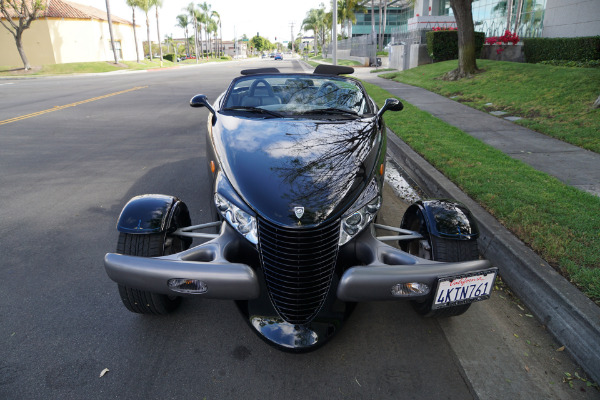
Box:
[0,0,142,66]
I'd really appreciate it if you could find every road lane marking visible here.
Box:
[0,85,148,126]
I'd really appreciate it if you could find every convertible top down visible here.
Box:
[104,65,497,351]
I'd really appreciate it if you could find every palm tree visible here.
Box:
[137,0,153,60]
[126,0,142,62]
[165,34,177,59]
[334,0,363,38]
[151,0,163,65]
[371,0,376,44]
[199,2,212,58]
[211,10,221,57]
[303,7,326,56]
[105,0,119,63]
[378,0,388,50]
[208,18,218,57]
[184,2,199,62]
[194,8,206,58]
[176,14,190,56]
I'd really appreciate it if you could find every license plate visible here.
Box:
[432,269,497,310]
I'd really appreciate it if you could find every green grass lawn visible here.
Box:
[364,80,600,303]
[379,60,600,153]
[307,56,363,67]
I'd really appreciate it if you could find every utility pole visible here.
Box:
[290,22,294,53]
[234,26,238,59]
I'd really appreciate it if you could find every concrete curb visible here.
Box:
[385,130,600,383]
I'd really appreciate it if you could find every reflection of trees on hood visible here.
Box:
[268,119,379,222]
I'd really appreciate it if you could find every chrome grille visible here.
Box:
[258,218,340,325]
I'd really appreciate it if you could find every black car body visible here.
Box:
[104,65,497,351]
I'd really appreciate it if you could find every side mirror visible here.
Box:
[190,94,217,125]
[377,98,403,118]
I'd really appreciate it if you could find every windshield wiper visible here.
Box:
[296,107,360,117]
[223,106,283,118]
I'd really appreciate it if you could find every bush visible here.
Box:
[523,36,600,63]
[220,55,231,60]
[539,59,600,68]
[163,53,176,62]
[426,30,485,61]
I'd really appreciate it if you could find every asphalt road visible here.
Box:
[0,59,597,399]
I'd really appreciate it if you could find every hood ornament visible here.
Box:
[294,206,305,219]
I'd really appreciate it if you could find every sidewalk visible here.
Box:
[345,65,600,383]
[352,67,600,197]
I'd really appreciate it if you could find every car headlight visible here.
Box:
[215,193,258,244]
[214,173,258,244]
[339,179,382,246]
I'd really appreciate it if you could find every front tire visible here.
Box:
[402,209,479,318]
[116,232,184,315]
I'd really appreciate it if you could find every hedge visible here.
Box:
[163,53,176,62]
[426,31,485,61]
[523,36,600,63]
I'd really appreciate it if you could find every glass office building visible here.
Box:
[353,0,548,43]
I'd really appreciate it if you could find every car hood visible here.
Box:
[213,115,382,227]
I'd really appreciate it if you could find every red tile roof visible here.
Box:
[2,0,132,25]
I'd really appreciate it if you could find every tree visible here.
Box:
[250,35,269,53]
[378,0,383,48]
[105,0,119,64]
[0,0,46,70]
[207,17,217,57]
[370,0,376,45]
[337,0,364,38]
[151,0,163,64]
[137,0,153,60]
[302,6,326,56]
[165,34,176,58]
[444,0,478,80]
[126,0,142,62]
[199,2,211,57]
[194,8,205,58]
[211,10,220,57]
[176,13,190,56]
[184,2,199,62]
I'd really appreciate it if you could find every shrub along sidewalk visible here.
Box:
[362,78,600,304]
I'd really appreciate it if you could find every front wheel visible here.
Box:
[116,232,185,315]
[401,209,479,318]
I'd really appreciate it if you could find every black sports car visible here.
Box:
[104,65,497,351]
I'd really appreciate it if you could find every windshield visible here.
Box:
[222,74,372,117]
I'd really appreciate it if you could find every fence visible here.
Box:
[324,33,378,66]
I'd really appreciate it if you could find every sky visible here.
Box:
[74,0,329,43]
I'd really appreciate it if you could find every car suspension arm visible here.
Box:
[374,223,423,242]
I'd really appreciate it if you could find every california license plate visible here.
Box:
[432,269,497,310]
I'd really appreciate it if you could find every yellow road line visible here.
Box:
[0,86,148,126]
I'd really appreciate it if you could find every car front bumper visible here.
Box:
[104,223,494,301]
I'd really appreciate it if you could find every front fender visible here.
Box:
[401,199,479,240]
[116,194,191,236]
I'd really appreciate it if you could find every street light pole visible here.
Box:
[332,0,337,65]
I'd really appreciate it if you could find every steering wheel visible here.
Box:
[248,79,275,97]
[316,82,338,98]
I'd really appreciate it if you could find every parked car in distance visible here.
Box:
[104,65,497,352]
